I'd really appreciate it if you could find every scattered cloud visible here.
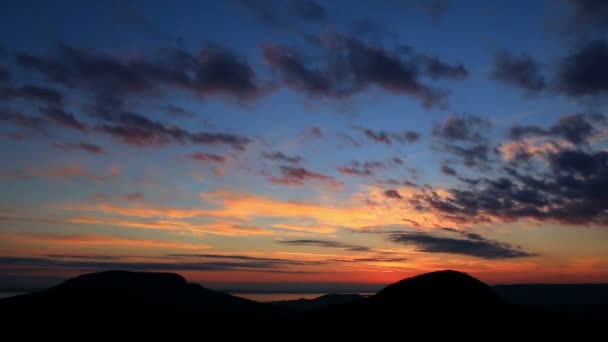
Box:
[53,142,104,155]
[557,39,608,97]
[492,50,546,94]
[262,33,467,108]
[278,239,370,251]
[384,189,403,199]
[263,151,303,163]
[388,229,538,259]
[270,165,341,187]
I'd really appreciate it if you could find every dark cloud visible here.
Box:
[337,166,372,176]
[351,18,394,38]
[308,126,323,138]
[338,133,361,147]
[0,255,320,273]
[387,0,450,22]
[362,129,420,145]
[411,112,608,226]
[337,160,387,177]
[167,253,322,266]
[53,142,105,155]
[508,113,604,145]
[17,43,271,107]
[270,165,340,186]
[433,114,491,142]
[278,239,370,251]
[433,114,495,168]
[380,179,419,187]
[239,0,281,25]
[388,230,537,259]
[92,110,250,149]
[45,254,122,260]
[0,66,10,82]
[0,107,47,131]
[110,0,159,37]
[557,39,608,97]
[292,0,326,21]
[164,105,194,119]
[88,192,145,202]
[39,106,87,131]
[441,164,457,176]
[423,56,468,80]
[186,152,226,164]
[0,84,64,106]
[262,33,466,108]
[567,0,608,29]
[492,50,547,94]
[384,189,403,199]
[263,151,303,164]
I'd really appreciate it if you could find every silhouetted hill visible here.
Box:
[0,270,271,328]
[0,269,603,335]
[315,270,511,323]
[268,293,365,312]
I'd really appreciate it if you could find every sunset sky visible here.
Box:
[1,0,607,290]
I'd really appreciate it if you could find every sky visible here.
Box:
[0,0,607,291]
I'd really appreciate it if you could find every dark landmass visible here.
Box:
[0,269,604,335]
[268,293,365,312]
[495,284,608,320]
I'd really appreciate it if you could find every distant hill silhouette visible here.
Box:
[268,293,365,312]
[0,270,271,328]
[0,269,603,334]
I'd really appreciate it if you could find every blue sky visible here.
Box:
[0,0,607,288]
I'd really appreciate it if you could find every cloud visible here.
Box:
[53,142,104,155]
[388,229,538,259]
[409,112,608,227]
[88,192,145,202]
[567,0,608,29]
[337,166,372,177]
[163,105,194,119]
[362,129,421,145]
[0,66,10,82]
[508,113,604,145]
[0,255,317,274]
[28,165,117,181]
[40,106,87,131]
[278,239,370,251]
[440,164,457,176]
[337,160,387,177]
[17,43,272,107]
[262,33,467,108]
[433,114,491,142]
[0,107,47,131]
[292,0,327,21]
[2,232,209,250]
[92,110,250,149]
[270,165,341,187]
[492,50,547,94]
[186,152,226,164]
[432,114,496,168]
[384,189,403,199]
[167,253,322,266]
[557,39,608,97]
[387,0,450,22]
[0,84,64,106]
[423,55,468,80]
[239,0,281,25]
[263,151,303,163]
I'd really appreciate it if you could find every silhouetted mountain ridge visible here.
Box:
[0,269,603,334]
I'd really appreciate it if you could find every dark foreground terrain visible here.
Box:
[0,270,604,335]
